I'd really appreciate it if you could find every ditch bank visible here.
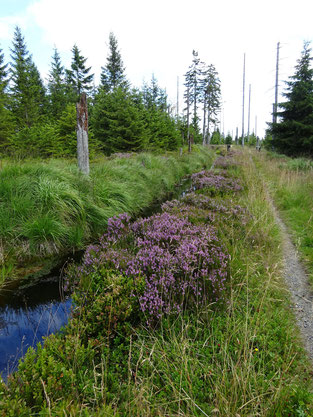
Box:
[0,148,214,286]
[0,175,197,380]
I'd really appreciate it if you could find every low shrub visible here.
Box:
[191,170,242,194]
[67,209,229,322]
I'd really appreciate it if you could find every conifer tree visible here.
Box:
[100,32,128,92]
[142,76,180,150]
[184,50,203,136]
[201,64,221,144]
[142,75,167,110]
[29,61,47,115]
[0,46,14,147]
[91,87,147,154]
[10,26,46,128]
[0,47,9,94]
[48,48,68,118]
[66,44,94,100]
[271,41,313,155]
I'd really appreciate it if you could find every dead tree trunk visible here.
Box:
[76,93,89,175]
[186,87,190,145]
[188,134,193,153]
[202,99,207,146]
[206,110,211,145]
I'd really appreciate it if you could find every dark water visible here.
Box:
[0,272,72,380]
[140,177,193,218]
[0,177,195,381]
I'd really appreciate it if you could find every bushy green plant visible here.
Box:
[7,104,101,159]
[284,157,313,171]
[91,87,148,154]
[0,147,214,277]
[68,268,145,342]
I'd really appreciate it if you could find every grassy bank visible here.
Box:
[253,151,313,282]
[0,149,312,416]
[0,146,214,283]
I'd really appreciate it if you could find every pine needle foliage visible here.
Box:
[270,41,313,156]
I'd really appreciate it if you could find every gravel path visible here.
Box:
[270,202,313,361]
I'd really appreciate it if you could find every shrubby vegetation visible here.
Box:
[0,150,312,416]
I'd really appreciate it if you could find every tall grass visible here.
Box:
[0,147,214,281]
[254,151,313,282]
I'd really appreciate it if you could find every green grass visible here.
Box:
[0,149,312,416]
[254,150,313,283]
[0,147,214,283]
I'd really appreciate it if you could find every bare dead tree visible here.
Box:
[76,93,89,175]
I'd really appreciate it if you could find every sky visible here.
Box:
[0,0,312,138]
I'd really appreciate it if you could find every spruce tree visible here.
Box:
[201,64,221,144]
[100,32,128,92]
[0,47,9,94]
[29,61,47,115]
[271,41,313,155]
[184,50,203,136]
[142,75,167,110]
[142,76,180,150]
[91,87,147,154]
[48,48,68,118]
[66,44,94,100]
[0,46,14,148]
[10,26,46,128]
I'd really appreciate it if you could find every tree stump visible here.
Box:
[76,93,89,175]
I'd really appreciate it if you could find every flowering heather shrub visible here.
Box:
[65,165,249,323]
[110,152,134,159]
[160,198,215,223]
[67,209,229,321]
[191,170,242,194]
[181,193,247,217]
[214,156,239,170]
[161,194,249,230]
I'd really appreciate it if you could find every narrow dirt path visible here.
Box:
[269,199,313,361]
[250,150,313,362]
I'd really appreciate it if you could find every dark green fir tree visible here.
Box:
[100,32,128,93]
[10,26,46,129]
[91,87,147,154]
[0,46,15,148]
[141,76,180,150]
[47,48,68,119]
[66,44,94,100]
[271,41,313,155]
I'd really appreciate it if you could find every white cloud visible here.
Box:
[0,15,27,40]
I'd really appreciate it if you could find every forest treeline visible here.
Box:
[0,28,223,158]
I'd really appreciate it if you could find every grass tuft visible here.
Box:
[0,146,214,283]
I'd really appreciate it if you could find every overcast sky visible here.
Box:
[0,0,312,137]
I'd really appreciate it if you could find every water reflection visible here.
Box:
[0,277,71,380]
